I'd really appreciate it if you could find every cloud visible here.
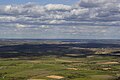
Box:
[0,0,119,27]
[77,0,119,8]
[45,4,72,10]
[0,0,120,39]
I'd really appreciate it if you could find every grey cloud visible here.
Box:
[0,0,120,27]
[77,0,119,8]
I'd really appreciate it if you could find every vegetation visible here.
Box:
[0,39,120,80]
[0,55,119,80]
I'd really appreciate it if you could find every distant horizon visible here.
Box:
[0,38,120,40]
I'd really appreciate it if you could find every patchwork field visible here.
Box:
[0,55,119,80]
[0,39,120,80]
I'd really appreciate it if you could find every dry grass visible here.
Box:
[65,54,81,57]
[55,59,80,63]
[27,60,41,63]
[91,75,114,80]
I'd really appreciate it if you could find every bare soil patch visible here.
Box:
[66,68,78,70]
[102,68,111,70]
[55,59,80,63]
[28,60,41,63]
[46,75,64,79]
[28,79,46,80]
[97,61,119,65]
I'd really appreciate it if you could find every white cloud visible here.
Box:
[71,8,89,15]
[45,4,72,10]
[15,23,26,28]
[0,0,120,27]
[0,16,16,21]
[49,20,66,24]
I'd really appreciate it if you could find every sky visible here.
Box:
[0,0,120,39]
[0,0,79,5]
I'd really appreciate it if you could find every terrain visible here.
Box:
[0,39,120,80]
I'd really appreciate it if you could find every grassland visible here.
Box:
[0,39,120,80]
[0,55,119,80]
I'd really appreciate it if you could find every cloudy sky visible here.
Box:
[0,0,120,39]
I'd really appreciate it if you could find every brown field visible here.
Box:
[97,61,119,65]
[46,75,64,79]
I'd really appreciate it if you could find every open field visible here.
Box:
[0,39,120,80]
[0,55,119,80]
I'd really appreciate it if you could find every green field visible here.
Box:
[0,55,119,80]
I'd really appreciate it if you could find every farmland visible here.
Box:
[0,39,120,80]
